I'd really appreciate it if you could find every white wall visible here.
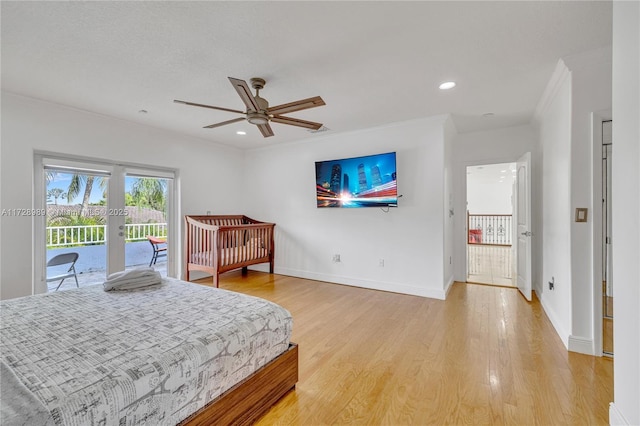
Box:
[534,60,574,346]
[610,2,640,424]
[452,125,537,283]
[565,47,612,352]
[0,93,246,300]
[532,48,612,353]
[243,116,450,299]
[442,117,456,292]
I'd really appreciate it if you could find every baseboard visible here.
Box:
[444,275,454,298]
[609,402,630,425]
[539,296,570,349]
[568,335,594,355]
[260,266,447,300]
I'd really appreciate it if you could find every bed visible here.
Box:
[185,215,275,288]
[0,278,297,426]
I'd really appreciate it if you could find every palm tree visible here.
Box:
[45,171,57,185]
[130,178,167,212]
[67,174,107,216]
[47,188,66,205]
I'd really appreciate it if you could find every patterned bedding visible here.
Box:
[0,278,292,426]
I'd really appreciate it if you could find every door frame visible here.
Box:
[457,156,525,286]
[591,111,612,356]
[34,152,179,294]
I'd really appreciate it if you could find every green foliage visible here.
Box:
[129,178,167,212]
[125,192,135,206]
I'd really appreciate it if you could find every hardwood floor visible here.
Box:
[196,271,613,425]
[467,244,515,287]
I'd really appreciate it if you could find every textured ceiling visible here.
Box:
[1,1,612,149]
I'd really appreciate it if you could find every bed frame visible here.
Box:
[185,215,275,287]
[180,343,298,426]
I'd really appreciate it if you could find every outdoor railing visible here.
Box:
[467,214,512,246]
[47,223,167,247]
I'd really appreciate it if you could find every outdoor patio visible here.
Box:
[46,241,167,291]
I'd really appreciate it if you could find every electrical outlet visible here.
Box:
[379,259,385,267]
[332,254,341,263]
[549,276,555,290]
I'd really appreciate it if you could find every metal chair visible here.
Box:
[47,252,79,291]
[147,236,167,266]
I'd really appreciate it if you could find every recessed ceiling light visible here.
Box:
[236,130,247,135]
[439,81,456,90]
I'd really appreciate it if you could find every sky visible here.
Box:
[47,172,136,204]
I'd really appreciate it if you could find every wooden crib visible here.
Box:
[184,215,275,287]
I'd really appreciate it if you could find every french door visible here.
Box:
[35,155,176,294]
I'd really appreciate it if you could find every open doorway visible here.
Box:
[466,162,516,287]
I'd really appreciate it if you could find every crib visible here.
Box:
[184,215,275,287]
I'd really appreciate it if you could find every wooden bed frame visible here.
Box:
[180,343,298,426]
[185,215,275,287]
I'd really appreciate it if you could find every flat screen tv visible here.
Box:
[315,151,398,208]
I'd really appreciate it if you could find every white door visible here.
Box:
[516,152,532,301]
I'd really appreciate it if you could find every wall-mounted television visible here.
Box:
[315,151,398,208]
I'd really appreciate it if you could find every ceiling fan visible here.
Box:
[174,77,326,138]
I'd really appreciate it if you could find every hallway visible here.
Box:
[467,244,515,286]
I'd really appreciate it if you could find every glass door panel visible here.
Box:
[45,169,110,290]
[124,174,171,277]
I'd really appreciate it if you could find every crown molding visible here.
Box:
[533,59,571,124]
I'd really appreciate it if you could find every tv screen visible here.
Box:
[315,151,398,208]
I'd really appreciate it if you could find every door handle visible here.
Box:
[521,231,532,237]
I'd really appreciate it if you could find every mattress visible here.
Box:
[0,278,292,426]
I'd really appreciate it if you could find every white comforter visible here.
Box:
[0,278,292,426]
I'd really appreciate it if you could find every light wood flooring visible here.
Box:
[603,295,614,355]
[467,244,515,287]
[197,271,613,425]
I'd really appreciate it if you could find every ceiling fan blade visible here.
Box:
[267,96,326,115]
[271,115,323,130]
[228,77,261,112]
[203,117,245,129]
[257,123,274,137]
[174,99,244,114]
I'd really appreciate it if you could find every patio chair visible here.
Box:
[147,236,167,266]
[47,252,79,291]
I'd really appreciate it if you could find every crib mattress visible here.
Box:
[0,278,292,426]
[189,246,268,266]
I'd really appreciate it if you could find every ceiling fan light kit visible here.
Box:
[247,111,269,125]
[174,77,325,138]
